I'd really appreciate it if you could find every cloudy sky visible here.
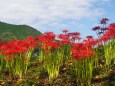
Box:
[0,0,115,38]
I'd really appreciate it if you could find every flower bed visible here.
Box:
[0,18,115,86]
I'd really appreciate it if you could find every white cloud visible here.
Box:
[0,0,110,30]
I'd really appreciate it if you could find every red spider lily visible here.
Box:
[108,23,115,38]
[109,23,115,30]
[100,23,115,42]
[36,32,60,53]
[71,35,81,42]
[58,32,81,44]
[72,32,80,36]
[60,39,71,45]
[83,36,98,47]
[58,34,69,39]
[91,39,99,46]
[41,41,59,51]
[44,32,56,40]
[71,43,94,60]
[62,29,69,34]
[68,32,81,42]
[36,32,55,43]
[86,36,93,40]
[71,43,83,49]
[72,49,94,59]
[0,42,7,50]
[58,34,71,45]
[47,41,60,49]
[24,36,38,48]
[101,31,111,42]
[83,40,97,47]
[92,26,100,31]
[100,18,109,24]
[67,32,80,36]
[0,40,27,56]
[36,35,48,43]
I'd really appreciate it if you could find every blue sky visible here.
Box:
[0,0,115,38]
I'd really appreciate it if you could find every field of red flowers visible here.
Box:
[0,18,115,86]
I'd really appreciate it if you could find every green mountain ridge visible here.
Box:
[0,21,42,39]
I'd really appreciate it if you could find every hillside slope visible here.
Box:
[0,21,42,39]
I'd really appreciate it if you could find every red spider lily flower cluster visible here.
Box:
[0,36,38,61]
[0,18,114,61]
[68,32,81,42]
[36,32,59,53]
[58,30,81,45]
[92,18,109,37]
[0,40,27,56]
[92,18,115,45]
[108,23,115,38]
[71,43,94,60]
[70,36,96,60]
[24,36,38,49]
[101,31,111,42]
[101,23,115,42]
[84,36,98,47]
[36,32,55,43]
[58,34,70,45]
[35,30,95,60]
